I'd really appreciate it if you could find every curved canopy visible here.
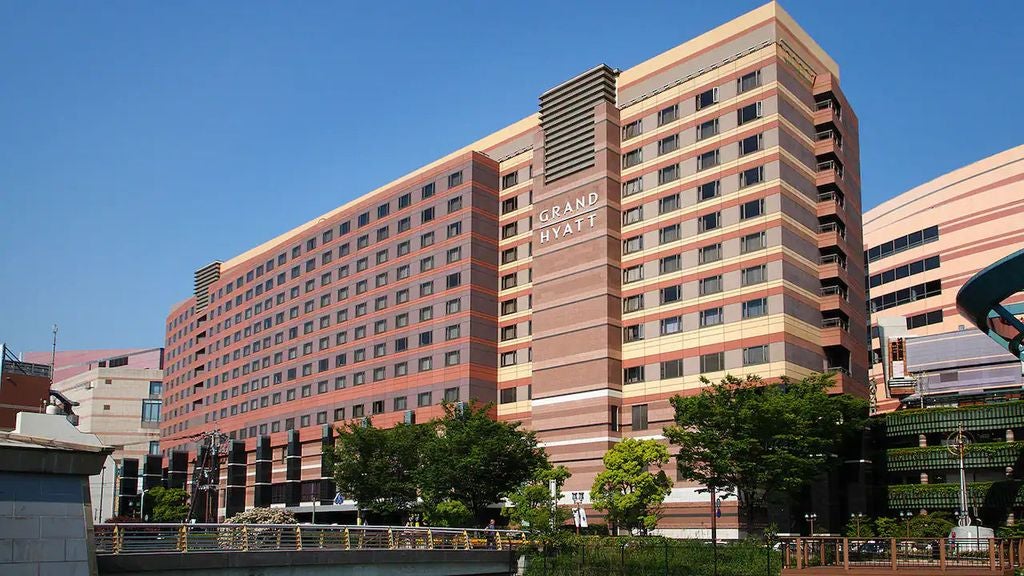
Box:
[956,248,1024,359]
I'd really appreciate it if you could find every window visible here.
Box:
[739,134,762,155]
[397,217,411,233]
[660,359,683,380]
[502,172,518,189]
[623,119,643,140]
[500,388,517,404]
[444,387,460,402]
[394,362,408,376]
[445,298,461,314]
[698,212,721,233]
[500,351,517,367]
[740,232,766,254]
[446,246,462,264]
[419,331,433,347]
[418,357,432,372]
[659,255,681,274]
[421,182,435,199]
[737,70,762,93]
[352,404,364,418]
[623,295,644,313]
[740,198,765,220]
[501,248,517,264]
[906,309,943,330]
[623,324,644,343]
[658,164,680,185]
[697,149,719,171]
[420,281,434,297]
[149,381,162,396]
[448,171,463,188]
[393,396,407,411]
[334,408,345,421]
[398,192,412,209]
[660,315,682,335]
[623,265,644,284]
[870,255,941,289]
[445,324,461,340]
[869,280,942,313]
[358,212,370,227]
[659,224,680,244]
[421,207,435,223]
[696,87,719,110]
[737,102,763,125]
[624,366,645,384]
[446,222,462,238]
[632,404,648,430]
[742,297,768,318]
[623,149,643,168]
[658,193,680,214]
[417,391,432,407]
[866,226,939,264]
[623,236,643,254]
[697,118,719,140]
[700,352,724,373]
[743,345,769,366]
[502,223,518,239]
[660,285,681,304]
[739,166,764,188]
[623,177,643,197]
[447,196,463,213]
[502,197,518,214]
[741,265,766,286]
[444,350,460,366]
[700,307,723,327]
[142,400,162,422]
[699,275,723,295]
[446,272,461,289]
[658,134,679,155]
[657,104,678,126]
[623,206,643,225]
[501,325,517,341]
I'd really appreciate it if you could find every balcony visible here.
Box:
[813,98,843,128]
[886,401,1024,437]
[888,480,1024,510]
[816,190,846,220]
[887,442,1024,472]
[821,317,850,331]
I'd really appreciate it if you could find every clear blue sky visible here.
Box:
[1,0,1021,353]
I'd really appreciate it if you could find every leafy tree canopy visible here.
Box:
[590,438,673,534]
[504,465,573,546]
[665,373,868,526]
[332,420,428,518]
[143,487,188,523]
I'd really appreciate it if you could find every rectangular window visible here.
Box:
[740,198,765,220]
[660,315,682,335]
[500,387,517,404]
[444,387,460,402]
[658,193,680,214]
[623,294,643,313]
[737,102,763,125]
[659,224,680,244]
[743,345,769,366]
[141,400,161,422]
[699,275,723,295]
[421,182,435,199]
[398,192,412,209]
[660,359,683,380]
[421,207,435,223]
[698,211,721,233]
[658,164,680,185]
[697,149,719,171]
[700,307,723,327]
[417,391,432,407]
[697,180,720,202]
[696,87,719,110]
[358,212,370,227]
[659,255,681,274]
[448,171,463,188]
[660,285,681,304]
[502,172,518,189]
[658,134,679,155]
[737,70,762,93]
[623,149,643,168]
[445,272,461,290]
[502,197,518,214]
[623,236,643,254]
[623,206,643,225]
[700,351,725,373]
[739,133,763,156]
[623,265,644,284]
[697,118,719,140]
[444,350,460,366]
[622,119,643,140]
[658,104,678,126]
[741,264,766,286]
[739,166,764,188]
[742,297,768,318]
[623,324,644,343]
[632,404,649,430]
[699,243,722,264]
[624,366,645,384]
[623,177,643,197]
[447,196,463,213]
[740,232,766,253]
[500,351,517,367]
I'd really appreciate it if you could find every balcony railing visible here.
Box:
[819,254,848,269]
[817,159,844,179]
[821,318,850,331]
[817,190,845,209]
[886,401,1024,437]
[818,222,847,238]
[887,441,1024,472]
[820,286,849,300]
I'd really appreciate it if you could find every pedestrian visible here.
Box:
[486,519,496,549]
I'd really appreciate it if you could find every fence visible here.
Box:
[94,523,525,555]
[781,536,1024,572]
[524,537,779,576]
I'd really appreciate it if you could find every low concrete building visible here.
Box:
[0,409,112,576]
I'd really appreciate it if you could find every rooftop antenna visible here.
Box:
[50,324,58,385]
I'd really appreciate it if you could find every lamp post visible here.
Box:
[899,511,912,538]
[139,488,149,522]
[804,513,817,536]
[850,513,866,538]
[570,492,585,536]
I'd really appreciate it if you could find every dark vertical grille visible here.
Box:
[540,65,617,184]
[193,261,221,312]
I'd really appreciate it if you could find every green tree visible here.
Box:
[665,373,868,527]
[332,419,428,520]
[142,487,188,522]
[504,466,573,546]
[419,402,548,518]
[591,438,673,534]
[423,500,474,527]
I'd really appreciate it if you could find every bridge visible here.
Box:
[93,523,526,576]
[779,536,1024,575]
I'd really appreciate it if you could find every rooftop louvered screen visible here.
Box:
[540,65,617,184]
[193,261,221,312]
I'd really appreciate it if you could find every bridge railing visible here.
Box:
[780,536,1024,572]
[94,523,526,555]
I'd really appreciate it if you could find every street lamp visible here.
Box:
[139,488,150,522]
[570,492,585,536]
[850,513,866,538]
[804,513,818,536]
[899,511,913,538]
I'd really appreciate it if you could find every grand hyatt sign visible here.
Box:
[537,192,600,244]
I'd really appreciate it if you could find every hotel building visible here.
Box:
[161,2,866,533]
[864,145,1024,413]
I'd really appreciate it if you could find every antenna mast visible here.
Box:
[50,324,58,385]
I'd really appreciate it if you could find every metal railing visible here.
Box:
[818,254,848,269]
[94,523,525,555]
[821,318,850,331]
[781,536,1024,572]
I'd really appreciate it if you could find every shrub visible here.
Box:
[225,507,297,525]
[425,500,474,527]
